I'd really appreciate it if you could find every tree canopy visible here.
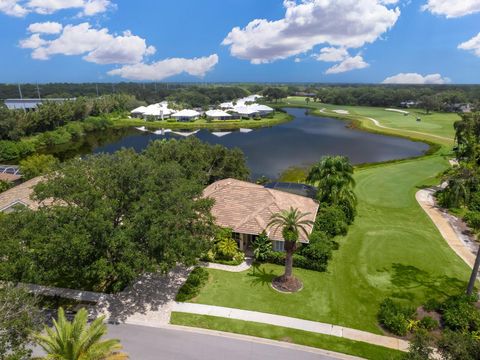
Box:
[0,138,249,293]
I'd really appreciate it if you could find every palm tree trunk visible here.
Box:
[283,249,294,279]
[467,246,480,295]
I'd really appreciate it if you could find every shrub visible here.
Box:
[0,140,35,162]
[464,211,480,232]
[423,298,441,312]
[314,205,348,237]
[216,238,239,260]
[419,316,439,331]
[438,329,480,360]
[468,192,480,212]
[252,232,272,262]
[175,267,209,302]
[441,294,480,332]
[405,329,434,360]
[19,154,59,180]
[264,251,328,272]
[0,180,11,193]
[378,298,416,336]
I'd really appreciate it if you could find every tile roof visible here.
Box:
[203,178,319,242]
[0,176,50,211]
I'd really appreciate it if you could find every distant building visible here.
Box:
[4,98,74,111]
[400,100,418,108]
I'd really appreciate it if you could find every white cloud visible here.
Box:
[222,0,400,64]
[108,54,219,81]
[422,0,480,18]
[0,0,113,16]
[21,22,155,64]
[19,33,47,48]
[458,32,480,57]
[0,0,28,16]
[325,55,369,74]
[382,72,451,84]
[28,21,62,34]
[314,47,349,62]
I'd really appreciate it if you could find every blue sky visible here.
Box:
[0,0,479,83]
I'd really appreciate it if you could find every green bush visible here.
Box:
[0,140,35,162]
[0,180,12,193]
[175,267,209,302]
[468,192,480,212]
[378,298,416,336]
[217,237,239,260]
[419,316,439,331]
[252,232,272,262]
[441,294,480,332]
[464,211,480,232]
[19,154,59,180]
[314,205,348,237]
[264,251,328,272]
[423,298,441,312]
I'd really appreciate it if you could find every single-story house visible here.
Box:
[203,178,319,251]
[205,110,232,120]
[231,106,259,119]
[142,104,174,120]
[251,104,274,116]
[0,176,51,213]
[172,109,201,122]
[4,98,74,111]
[130,106,148,118]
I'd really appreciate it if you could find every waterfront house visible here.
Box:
[203,178,318,251]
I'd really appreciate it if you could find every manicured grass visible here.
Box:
[171,312,403,360]
[278,97,459,146]
[109,111,293,130]
[188,155,472,334]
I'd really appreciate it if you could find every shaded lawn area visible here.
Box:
[171,313,403,360]
[280,97,458,146]
[189,155,472,334]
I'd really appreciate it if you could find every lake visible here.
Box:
[48,108,429,179]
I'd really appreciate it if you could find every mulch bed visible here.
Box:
[271,275,303,293]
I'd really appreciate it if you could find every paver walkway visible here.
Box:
[173,303,409,352]
[202,257,253,272]
[416,187,477,269]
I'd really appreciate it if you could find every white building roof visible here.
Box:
[173,109,200,117]
[232,106,259,115]
[131,106,148,114]
[252,104,274,112]
[206,110,231,117]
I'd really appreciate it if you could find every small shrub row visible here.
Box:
[264,251,328,272]
[175,267,209,302]
[440,294,480,332]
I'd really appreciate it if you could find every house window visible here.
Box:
[272,240,285,252]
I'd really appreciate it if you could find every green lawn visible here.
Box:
[171,313,403,360]
[187,155,472,334]
[279,96,459,146]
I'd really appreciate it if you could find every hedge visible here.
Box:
[175,267,209,302]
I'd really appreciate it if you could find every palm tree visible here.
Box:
[306,155,356,206]
[267,207,314,292]
[36,308,128,360]
[306,155,357,222]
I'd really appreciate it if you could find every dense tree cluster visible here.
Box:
[0,94,141,141]
[0,138,249,293]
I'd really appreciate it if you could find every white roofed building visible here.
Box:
[172,109,201,122]
[130,106,147,118]
[205,110,232,120]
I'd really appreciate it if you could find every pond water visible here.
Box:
[47,108,429,179]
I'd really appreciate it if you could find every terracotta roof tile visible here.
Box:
[203,178,319,242]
